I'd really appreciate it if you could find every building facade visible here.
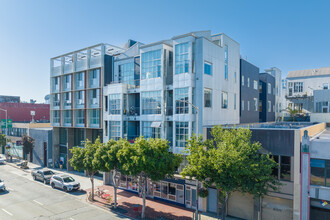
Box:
[29,127,53,167]
[259,72,275,122]
[50,43,124,170]
[265,67,283,120]
[240,58,260,123]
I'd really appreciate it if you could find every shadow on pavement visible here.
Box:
[69,189,86,196]
[0,190,10,195]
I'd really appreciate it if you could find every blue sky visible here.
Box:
[0,0,330,102]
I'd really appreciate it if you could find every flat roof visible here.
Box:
[205,122,319,130]
[311,128,330,141]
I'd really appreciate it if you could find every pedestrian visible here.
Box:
[59,159,63,170]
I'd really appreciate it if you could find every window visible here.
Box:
[204,88,212,108]
[105,96,108,112]
[247,78,250,87]
[268,83,271,94]
[64,92,71,107]
[247,101,250,111]
[64,110,71,124]
[224,45,228,80]
[254,98,258,111]
[310,159,330,186]
[315,102,329,113]
[175,88,189,114]
[109,121,121,140]
[323,83,329,90]
[288,82,293,96]
[241,100,244,111]
[259,82,262,93]
[90,109,99,125]
[234,72,237,83]
[241,75,244,86]
[89,89,99,107]
[63,75,71,91]
[119,63,135,85]
[234,93,236,110]
[221,92,228,109]
[53,77,60,92]
[141,91,161,114]
[75,91,85,107]
[89,69,100,88]
[142,121,161,138]
[268,101,271,112]
[175,122,189,148]
[204,62,212,75]
[253,80,258,90]
[76,72,85,89]
[271,155,291,181]
[53,110,60,124]
[76,110,85,125]
[142,50,161,79]
[293,82,303,93]
[109,94,121,115]
[175,43,189,74]
[53,94,60,107]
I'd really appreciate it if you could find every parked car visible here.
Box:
[31,169,55,184]
[50,174,80,192]
[0,156,6,165]
[0,179,6,192]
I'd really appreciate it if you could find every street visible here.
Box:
[0,164,129,220]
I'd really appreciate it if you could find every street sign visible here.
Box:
[1,119,12,128]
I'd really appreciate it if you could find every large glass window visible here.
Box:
[63,92,71,108]
[109,94,121,115]
[53,77,60,92]
[76,110,85,125]
[142,121,161,139]
[76,72,85,89]
[53,94,60,107]
[204,88,212,108]
[221,92,228,109]
[89,109,99,126]
[109,121,121,140]
[311,159,326,186]
[141,91,161,115]
[204,62,212,75]
[89,89,99,107]
[175,122,189,148]
[75,91,85,107]
[280,156,291,181]
[63,74,71,91]
[175,43,189,74]
[119,63,134,85]
[53,110,60,124]
[89,68,100,88]
[64,110,71,124]
[293,82,303,93]
[141,50,161,79]
[175,88,189,114]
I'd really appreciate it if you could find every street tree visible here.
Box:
[117,137,182,219]
[70,137,102,200]
[94,139,124,208]
[0,133,6,147]
[182,126,280,220]
[22,135,34,161]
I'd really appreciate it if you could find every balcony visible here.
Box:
[76,59,87,72]
[90,56,101,68]
[52,66,61,76]
[64,63,73,74]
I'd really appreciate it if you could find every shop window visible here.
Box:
[280,156,291,181]
[311,159,325,186]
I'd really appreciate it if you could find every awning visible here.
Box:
[151,121,161,128]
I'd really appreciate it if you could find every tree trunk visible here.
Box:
[141,175,146,219]
[222,192,229,220]
[112,170,117,208]
[91,175,94,201]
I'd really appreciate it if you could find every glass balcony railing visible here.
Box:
[127,106,140,116]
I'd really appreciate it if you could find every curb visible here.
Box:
[5,162,31,174]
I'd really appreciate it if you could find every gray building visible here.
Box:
[259,72,275,122]
[240,59,260,123]
[29,128,53,167]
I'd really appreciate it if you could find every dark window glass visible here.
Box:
[280,156,291,181]
[311,167,325,186]
[271,155,279,178]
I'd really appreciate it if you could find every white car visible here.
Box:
[50,174,80,192]
[0,179,6,192]
[0,157,6,165]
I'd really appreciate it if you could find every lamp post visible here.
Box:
[0,108,8,152]
[177,100,199,220]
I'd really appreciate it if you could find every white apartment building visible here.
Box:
[265,67,283,120]
[103,31,240,155]
[286,67,330,114]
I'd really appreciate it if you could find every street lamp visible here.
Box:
[177,99,199,220]
[0,108,8,151]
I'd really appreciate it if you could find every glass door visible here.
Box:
[185,185,197,209]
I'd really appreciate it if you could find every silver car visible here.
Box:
[0,156,6,165]
[0,179,6,192]
[50,174,80,192]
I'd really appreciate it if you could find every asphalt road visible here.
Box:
[0,164,129,220]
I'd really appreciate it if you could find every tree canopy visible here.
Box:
[22,135,34,156]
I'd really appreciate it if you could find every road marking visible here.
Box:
[2,208,13,216]
[33,200,43,206]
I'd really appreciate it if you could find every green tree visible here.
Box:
[22,135,34,161]
[0,134,6,147]
[285,107,299,121]
[182,126,280,220]
[94,139,124,208]
[118,137,182,219]
[70,137,102,200]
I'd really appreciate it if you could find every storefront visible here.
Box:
[118,174,139,192]
[310,199,330,220]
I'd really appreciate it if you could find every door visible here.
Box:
[185,185,197,209]
[43,142,47,167]
[207,188,218,213]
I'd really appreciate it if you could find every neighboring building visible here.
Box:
[240,58,260,123]
[259,72,275,122]
[205,122,325,220]
[310,89,330,123]
[265,67,283,120]
[102,31,240,207]
[285,67,330,114]
[0,102,50,123]
[29,127,53,167]
[0,95,20,103]
[50,43,124,170]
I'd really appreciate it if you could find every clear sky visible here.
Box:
[0,0,330,103]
